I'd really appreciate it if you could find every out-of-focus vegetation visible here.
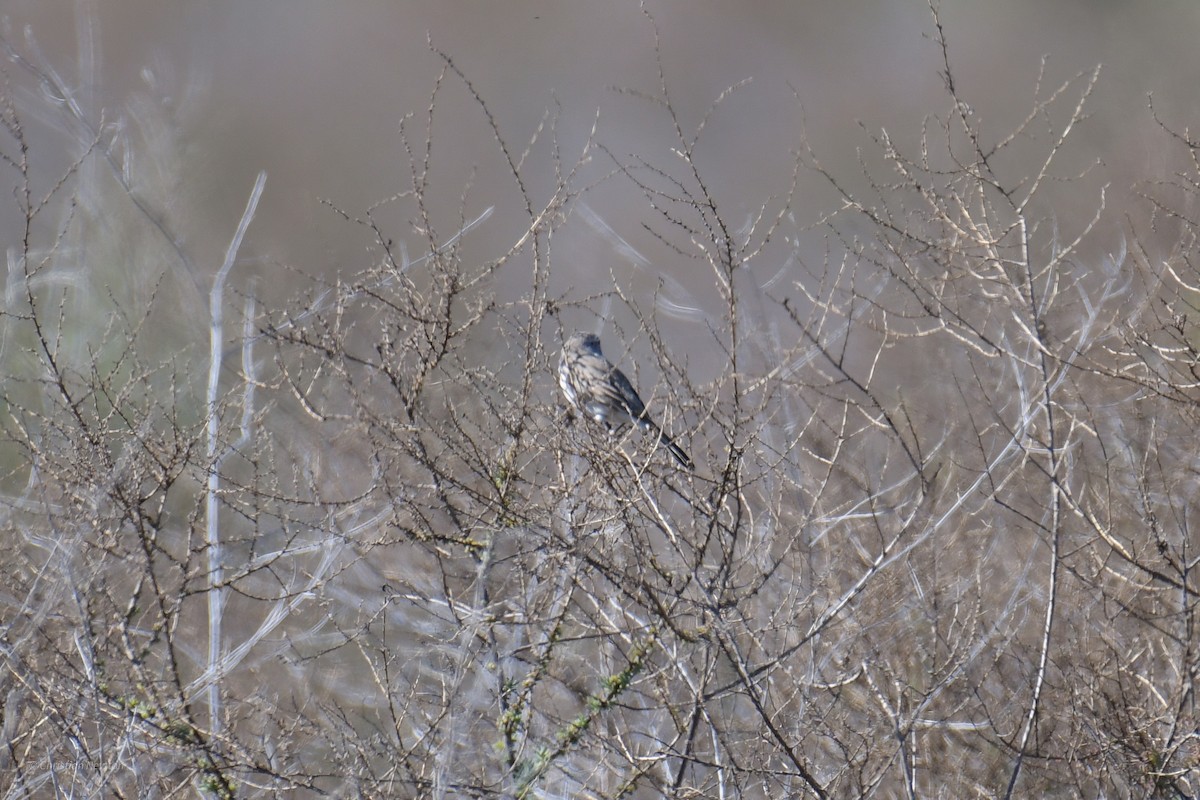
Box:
[1,6,1198,798]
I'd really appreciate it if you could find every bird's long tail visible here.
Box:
[647,422,693,470]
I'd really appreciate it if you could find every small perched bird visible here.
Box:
[559,332,693,469]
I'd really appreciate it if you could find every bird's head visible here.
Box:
[566,332,604,357]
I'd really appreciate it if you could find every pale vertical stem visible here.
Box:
[1004,216,1061,800]
[205,171,267,733]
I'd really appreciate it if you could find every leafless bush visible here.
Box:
[2,7,1199,799]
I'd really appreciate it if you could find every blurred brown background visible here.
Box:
[5,1,1194,305]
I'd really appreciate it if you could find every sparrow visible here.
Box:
[558,332,693,469]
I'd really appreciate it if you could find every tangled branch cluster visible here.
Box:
[1,10,1198,799]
